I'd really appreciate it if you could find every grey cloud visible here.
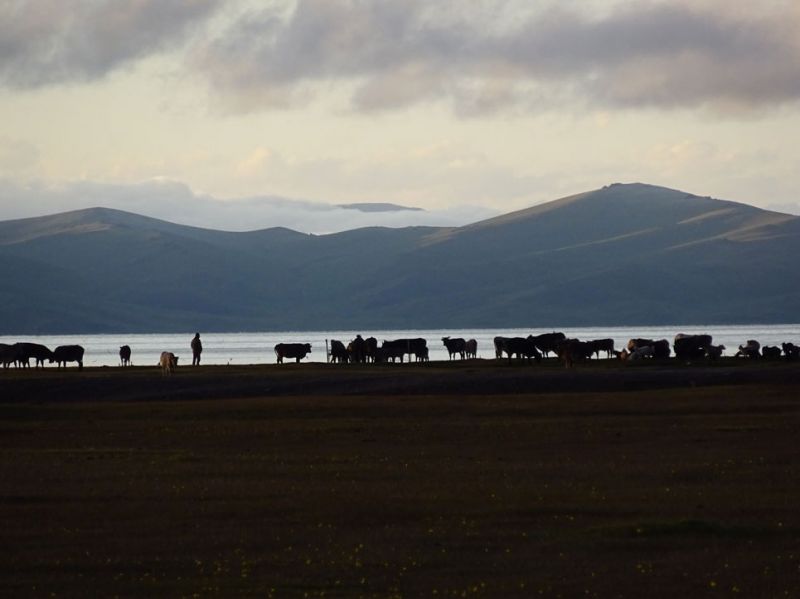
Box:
[0,0,217,88]
[0,178,499,233]
[193,0,800,113]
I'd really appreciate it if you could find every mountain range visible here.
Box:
[1,183,798,334]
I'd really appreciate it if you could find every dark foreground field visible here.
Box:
[2,361,800,597]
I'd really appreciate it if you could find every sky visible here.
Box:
[1,0,799,233]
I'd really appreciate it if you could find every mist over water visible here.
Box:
[3,325,799,368]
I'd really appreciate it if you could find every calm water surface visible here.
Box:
[2,325,799,367]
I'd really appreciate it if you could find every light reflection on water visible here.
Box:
[2,324,799,367]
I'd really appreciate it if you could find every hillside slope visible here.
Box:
[1,184,798,333]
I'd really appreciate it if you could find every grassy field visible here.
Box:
[1,361,799,597]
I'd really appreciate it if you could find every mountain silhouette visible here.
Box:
[1,183,798,333]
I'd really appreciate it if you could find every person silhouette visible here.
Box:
[191,333,202,366]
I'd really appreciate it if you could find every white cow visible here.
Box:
[615,345,654,361]
[159,351,179,375]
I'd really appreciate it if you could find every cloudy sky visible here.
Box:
[1,0,799,232]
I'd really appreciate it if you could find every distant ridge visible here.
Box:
[1,183,798,333]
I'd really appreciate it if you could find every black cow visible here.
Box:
[586,338,615,359]
[500,336,542,365]
[348,335,368,363]
[275,343,312,364]
[382,339,427,363]
[329,340,349,364]
[378,344,406,363]
[415,346,429,362]
[119,345,132,366]
[557,338,593,368]
[782,342,799,361]
[493,336,506,359]
[365,337,378,363]
[762,345,782,359]
[674,334,712,361]
[0,343,19,368]
[14,343,53,368]
[465,339,477,359]
[442,337,466,360]
[531,332,566,358]
[51,345,85,370]
[652,339,671,360]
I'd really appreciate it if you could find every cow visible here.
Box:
[51,345,85,370]
[500,336,542,365]
[627,338,655,352]
[762,345,782,360]
[674,334,712,361]
[0,343,18,368]
[348,335,368,363]
[329,340,349,364]
[531,332,567,358]
[14,343,54,368]
[615,345,655,362]
[119,345,132,366]
[365,337,378,363]
[782,342,800,361]
[275,343,312,364]
[557,338,594,368]
[159,351,178,375]
[442,337,466,360]
[586,338,615,359]
[465,339,478,359]
[735,340,761,358]
[652,339,671,360]
[494,336,506,360]
[415,346,429,362]
[705,344,726,360]
[382,339,427,363]
[377,344,405,363]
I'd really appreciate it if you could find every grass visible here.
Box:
[0,370,799,596]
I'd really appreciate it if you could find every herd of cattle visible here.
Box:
[2,332,799,372]
[315,332,800,367]
[0,342,85,370]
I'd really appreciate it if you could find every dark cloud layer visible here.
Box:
[0,0,216,88]
[194,0,800,113]
[3,1,799,114]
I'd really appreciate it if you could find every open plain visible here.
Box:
[1,359,799,597]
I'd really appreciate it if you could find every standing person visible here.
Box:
[191,333,202,366]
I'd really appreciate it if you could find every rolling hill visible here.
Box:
[1,183,798,333]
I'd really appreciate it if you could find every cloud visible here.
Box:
[0,137,40,175]
[0,178,499,233]
[5,1,798,115]
[192,0,800,114]
[0,0,217,88]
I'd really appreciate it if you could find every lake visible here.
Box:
[2,324,799,367]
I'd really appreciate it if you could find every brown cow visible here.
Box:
[159,351,179,375]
